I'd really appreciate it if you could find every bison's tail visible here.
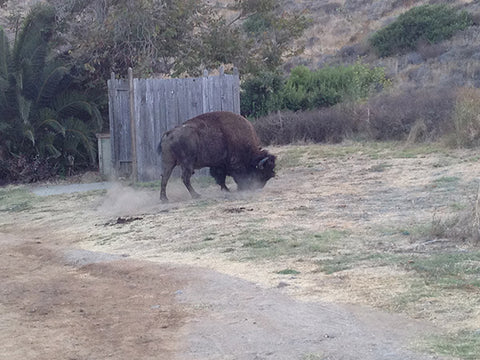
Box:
[158,130,172,154]
[157,140,162,155]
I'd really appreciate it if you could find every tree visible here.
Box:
[232,0,308,73]
[48,0,214,80]
[0,3,102,179]
[46,0,308,81]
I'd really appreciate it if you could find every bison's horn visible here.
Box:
[258,156,269,169]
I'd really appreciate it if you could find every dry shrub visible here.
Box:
[0,155,57,185]
[448,87,480,147]
[416,40,447,60]
[321,2,342,14]
[254,106,358,145]
[364,86,456,141]
[431,187,480,245]
[253,86,476,145]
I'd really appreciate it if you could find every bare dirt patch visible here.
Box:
[0,236,188,360]
[1,142,479,359]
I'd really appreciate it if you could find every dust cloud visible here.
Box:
[96,176,267,217]
[97,183,162,216]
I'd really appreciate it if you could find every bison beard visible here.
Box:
[158,111,276,202]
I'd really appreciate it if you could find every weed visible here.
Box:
[234,228,345,260]
[0,187,38,213]
[134,180,161,189]
[392,279,438,312]
[276,147,308,170]
[433,176,460,186]
[368,162,392,172]
[318,253,402,274]
[404,252,480,290]
[425,330,480,360]
[276,269,301,275]
[242,238,274,249]
[302,354,325,360]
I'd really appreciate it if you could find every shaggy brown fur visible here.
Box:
[158,111,276,202]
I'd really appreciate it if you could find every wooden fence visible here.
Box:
[107,67,240,182]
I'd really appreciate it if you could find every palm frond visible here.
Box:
[23,127,35,145]
[0,28,12,114]
[13,4,55,67]
[36,66,69,107]
[12,4,56,101]
[17,94,32,124]
[0,27,10,80]
[37,108,66,136]
[62,117,97,164]
[54,91,103,131]
[45,143,62,158]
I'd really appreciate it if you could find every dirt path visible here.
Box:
[1,233,442,360]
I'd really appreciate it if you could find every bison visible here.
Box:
[158,111,276,202]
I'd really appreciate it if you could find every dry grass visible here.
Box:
[2,141,480,358]
[449,87,480,147]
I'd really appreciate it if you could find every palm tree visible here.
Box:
[0,3,102,177]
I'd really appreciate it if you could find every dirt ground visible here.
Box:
[1,142,479,359]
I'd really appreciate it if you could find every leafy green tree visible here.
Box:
[370,4,472,57]
[0,4,102,178]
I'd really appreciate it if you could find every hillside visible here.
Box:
[278,0,480,91]
[202,0,480,90]
[2,0,479,91]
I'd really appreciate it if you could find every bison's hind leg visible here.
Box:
[181,164,201,199]
[210,167,229,192]
[160,167,174,202]
[160,158,176,203]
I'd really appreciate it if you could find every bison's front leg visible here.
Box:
[181,165,201,199]
[209,166,230,192]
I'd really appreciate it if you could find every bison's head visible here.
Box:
[237,151,276,191]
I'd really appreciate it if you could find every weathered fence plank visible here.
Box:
[108,69,240,182]
[107,77,131,178]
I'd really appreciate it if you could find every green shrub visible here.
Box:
[243,13,272,35]
[370,4,472,57]
[241,64,388,118]
[281,64,389,111]
[240,71,284,118]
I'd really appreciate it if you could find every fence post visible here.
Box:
[128,67,138,183]
[108,72,117,178]
[202,69,209,113]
